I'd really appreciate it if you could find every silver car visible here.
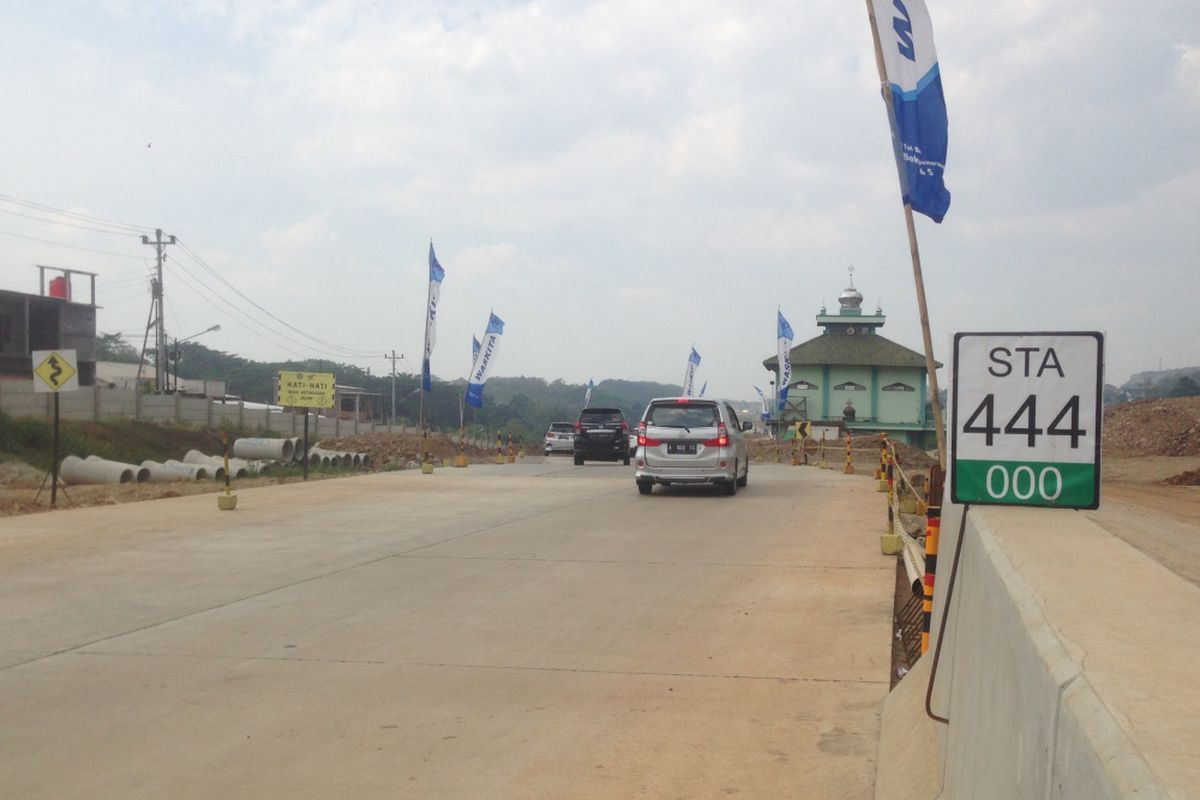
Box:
[634,397,751,495]
[544,422,575,455]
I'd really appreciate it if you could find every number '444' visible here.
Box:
[962,394,1086,448]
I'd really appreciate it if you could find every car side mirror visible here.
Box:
[741,421,752,431]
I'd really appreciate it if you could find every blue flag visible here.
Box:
[683,347,701,397]
[777,311,793,412]
[754,386,769,421]
[422,243,446,390]
[466,313,504,408]
[872,0,951,222]
[584,378,594,407]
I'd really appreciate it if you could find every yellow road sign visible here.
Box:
[32,349,79,393]
[277,370,336,408]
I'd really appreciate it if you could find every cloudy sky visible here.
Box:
[2,0,1197,398]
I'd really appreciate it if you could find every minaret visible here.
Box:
[816,266,886,335]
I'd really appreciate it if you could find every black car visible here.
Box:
[574,407,630,465]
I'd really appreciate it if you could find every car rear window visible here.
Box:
[549,423,574,433]
[579,409,624,424]
[646,402,719,428]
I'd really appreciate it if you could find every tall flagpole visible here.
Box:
[866,0,948,469]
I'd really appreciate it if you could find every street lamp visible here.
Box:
[171,324,221,392]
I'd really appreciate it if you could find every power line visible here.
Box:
[0,227,147,260]
[174,239,388,359]
[0,193,152,234]
[0,207,149,238]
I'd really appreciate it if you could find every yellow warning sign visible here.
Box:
[277,370,336,408]
[32,349,79,393]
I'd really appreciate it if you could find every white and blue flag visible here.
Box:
[466,313,504,408]
[422,243,446,391]
[699,381,707,398]
[871,0,951,222]
[777,310,793,412]
[683,347,701,397]
[584,378,594,407]
[472,335,481,364]
[754,386,769,421]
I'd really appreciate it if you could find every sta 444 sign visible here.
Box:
[951,332,1104,510]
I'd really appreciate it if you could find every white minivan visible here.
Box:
[633,397,751,495]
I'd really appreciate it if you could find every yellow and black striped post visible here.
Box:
[921,504,940,654]
[876,433,888,479]
[886,451,896,536]
[507,433,515,464]
[496,433,504,464]
[843,431,855,474]
[818,432,828,469]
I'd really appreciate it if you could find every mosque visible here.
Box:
[762,271,941,449]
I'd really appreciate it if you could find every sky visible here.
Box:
[1,0,1197,399]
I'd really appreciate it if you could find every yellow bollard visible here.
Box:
[507,433,515,464]
[496,434,504,464]
[217,432,238,510]
[843,431,855,475]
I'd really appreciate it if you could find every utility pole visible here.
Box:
[384,351,403,424]
[140,228,176,392]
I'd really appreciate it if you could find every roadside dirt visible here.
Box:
[0,431,502,518]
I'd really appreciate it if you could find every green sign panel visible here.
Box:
[951,332,1104,510]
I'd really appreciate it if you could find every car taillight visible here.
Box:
[622,420,629,434]
[637,421,661,447]
[703,423,729,447]
[575,419,582,434]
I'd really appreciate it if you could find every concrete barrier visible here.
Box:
[875,504,1196,799]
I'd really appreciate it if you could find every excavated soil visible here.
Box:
[1104,396,1200,457]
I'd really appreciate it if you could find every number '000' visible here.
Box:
[986,465,1063,502]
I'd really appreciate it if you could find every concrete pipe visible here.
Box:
[166,459,224,482]
[232,437,295,462]
[182,450,247,479]
[357,453,370,468]
[231,458,270,476]
[61,455,138,485]
[309,447,344,469]
[141,460,209,482]
[901,535,926,597]
[84,455,151,483]
[288,437,304,462]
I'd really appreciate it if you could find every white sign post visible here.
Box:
[951,332,1103,509]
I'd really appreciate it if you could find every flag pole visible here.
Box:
[865,0,948,469]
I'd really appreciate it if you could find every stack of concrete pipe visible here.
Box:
[182,450,271,479]
[141,460,210,482]
[308,447,369,469]
[165,458,224,481]
[60,455,150,485]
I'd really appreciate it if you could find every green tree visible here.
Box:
[1169,375,1200,397]
[95,332,141,363]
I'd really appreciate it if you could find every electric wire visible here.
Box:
[163,262,364,362]
[0,193,152,234]
[0,206,150,238]
[174,239,388,358]
[0,227,147,260]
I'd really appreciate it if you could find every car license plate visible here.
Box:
[667,442,697,455]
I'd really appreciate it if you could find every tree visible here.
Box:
[1169,375,1200,397]
[95,332,142,364]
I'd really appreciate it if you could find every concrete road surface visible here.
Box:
[0,461,894,799]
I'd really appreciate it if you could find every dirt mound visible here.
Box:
[1166,468,1200,486]
[1104,397,1200,456]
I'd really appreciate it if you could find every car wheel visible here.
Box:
[574,454,583,466]
[723,462,738,495]
[637,481,652,495]
[737,462,748,487]
[623,455,630,466]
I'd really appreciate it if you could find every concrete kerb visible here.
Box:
[896,506,1172,800]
